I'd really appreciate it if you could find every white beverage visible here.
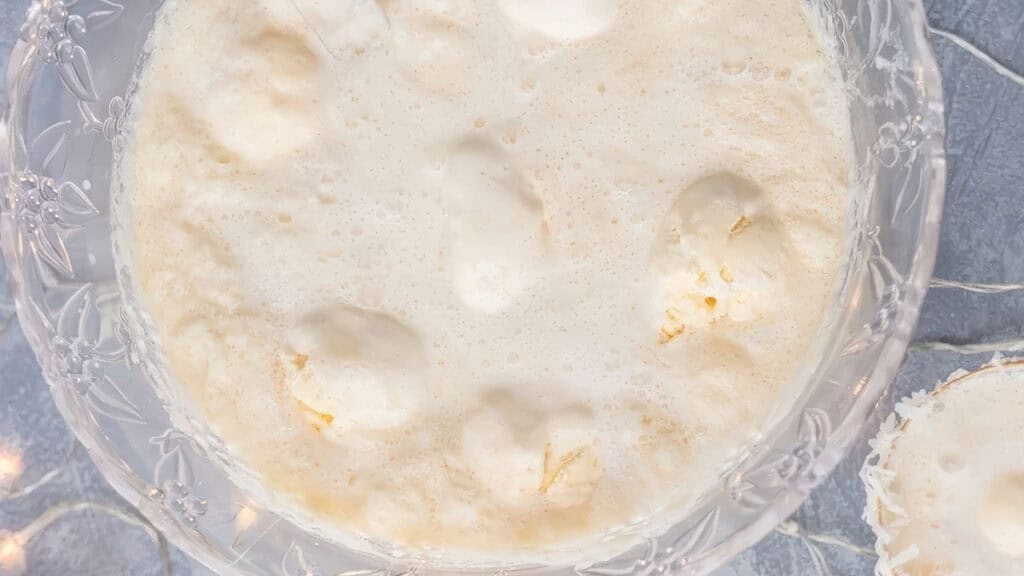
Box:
[125,0,853,560]
[865,361,1024,576]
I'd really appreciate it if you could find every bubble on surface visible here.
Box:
[938,453,965,474]
[980,472,1024,555]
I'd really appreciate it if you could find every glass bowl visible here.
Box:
[1,1,945,574]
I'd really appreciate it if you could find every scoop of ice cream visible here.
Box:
[282,304,427,435]
[649,173,794,342]
[456,391,601,511]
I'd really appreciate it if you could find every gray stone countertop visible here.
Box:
[1,1,1022,574]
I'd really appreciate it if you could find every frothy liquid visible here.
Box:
[127,0,852,558]
[867,363,1024,575]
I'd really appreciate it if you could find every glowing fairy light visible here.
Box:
[0,532,26,576]
[235,505,258,532]
[0,452,21,481]
[0,448,23,493]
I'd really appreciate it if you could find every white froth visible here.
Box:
[498,0,617,41]
[127,0,852,559]
[863,358,1024,576]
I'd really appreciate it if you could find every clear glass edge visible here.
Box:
[0,0,948,574]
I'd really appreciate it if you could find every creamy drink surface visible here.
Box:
[126,0,853,558]
[866,363,1024,576]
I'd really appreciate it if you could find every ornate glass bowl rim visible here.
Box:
[0,0,946,574]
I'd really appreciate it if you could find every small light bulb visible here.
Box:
[0,449,23,493]
[0,453,22,480]
[234,505,259,532]
[0,533,26,576]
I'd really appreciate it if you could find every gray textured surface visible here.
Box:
[1,1,1023,575]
